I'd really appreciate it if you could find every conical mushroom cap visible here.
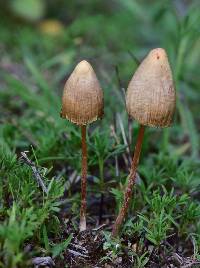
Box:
[126,48,176,127]
[61,60,104,125]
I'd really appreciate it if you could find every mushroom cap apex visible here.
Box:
[74,60,93,75]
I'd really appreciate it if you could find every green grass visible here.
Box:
[0,0,200,267]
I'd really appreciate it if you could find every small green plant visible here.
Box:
[139,210,172,246]
[0,204,41,267]
[51,234,73,258]
[134,252,149,268]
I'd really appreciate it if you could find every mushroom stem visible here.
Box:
[79,125,87,232]
[112,125,145,237]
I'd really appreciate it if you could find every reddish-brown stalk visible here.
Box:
[79,125,87,232]
[112,125,145,237]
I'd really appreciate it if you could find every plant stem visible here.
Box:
[79,125,87,232]
[98,193,104,225]
[111,125,145,237]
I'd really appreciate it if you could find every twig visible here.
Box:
[93,223,107,231]
[115,155,119,177]
[70,243,88,253]
[113,113,120,177]
[117,113,132,164]
[68,249,89,258]
[110,124,129,169]
[172,253,200,268]
[20,151,48,194]
[116,65,133,157]
[32,256,55,267]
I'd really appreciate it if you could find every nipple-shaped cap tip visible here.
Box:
[73,60,93,75]
[126,48,176,128]
[61,60,104,125]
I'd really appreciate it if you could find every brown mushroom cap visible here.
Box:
[126,48,176,127]
[61,60,104,125]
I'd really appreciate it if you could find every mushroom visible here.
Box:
[61,60,104,232]
[112,48,176,237]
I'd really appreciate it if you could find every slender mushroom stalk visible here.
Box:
[80,125,87,231]
[112,48,176,237]
[112,125,145,237]
[61,60,103,232]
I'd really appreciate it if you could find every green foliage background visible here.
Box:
[0,0,200,267]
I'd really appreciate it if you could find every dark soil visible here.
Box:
[50,218,199,268]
